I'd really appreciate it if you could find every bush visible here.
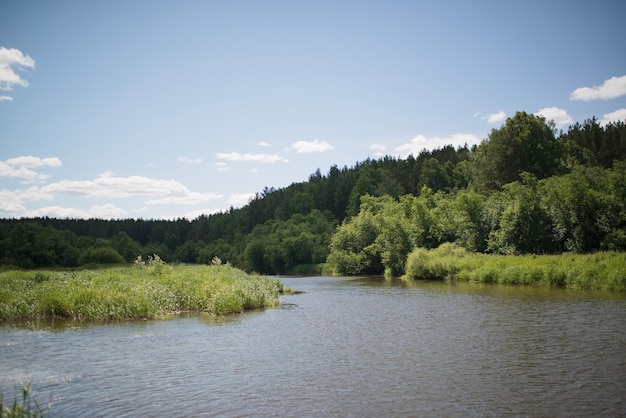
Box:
[80,247,125,265]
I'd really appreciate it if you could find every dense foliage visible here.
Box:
[1,112,625,275]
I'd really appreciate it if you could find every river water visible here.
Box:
[1,276,625,417]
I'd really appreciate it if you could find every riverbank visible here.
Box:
[403,244,626,291]
[0,257,283,321]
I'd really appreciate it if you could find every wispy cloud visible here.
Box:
[287,140,334,154]
[177,157,203,164]
[215,152,288,163]
[256,141,271,147]
[474,111,507,124]
[0,47,35,100]
[570,75,626,101]
[599,108,626,126]
[215,162,230,172]
[535,107,573,127]
[394,134,482,158]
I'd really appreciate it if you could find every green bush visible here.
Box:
[80,247,125,265]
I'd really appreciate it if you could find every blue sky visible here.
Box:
[1,0,625,220]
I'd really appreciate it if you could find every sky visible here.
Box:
[1,0,625,220]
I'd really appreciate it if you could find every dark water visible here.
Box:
[1,276,625,417]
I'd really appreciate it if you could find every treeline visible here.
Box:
[1,112,625,273]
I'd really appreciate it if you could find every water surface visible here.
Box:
[1,276,625,416]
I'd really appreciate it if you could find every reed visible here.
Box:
[403,243,626,291]
[0,258,283,321]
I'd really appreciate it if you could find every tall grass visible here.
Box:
[0,257,283,321]
[403,243,626,291]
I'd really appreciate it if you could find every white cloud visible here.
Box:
[0,189,26,213]
[535,107,573,127]
[177,157,203,164]
[1,171,225,217]
[6,156,62,168]
[0,162,40,180]
[23,206,93,219]
[393,133,482,158]
[256,141,271,147]
[599,108,626,126]
[215,162,230,172]
[475,111,507,124]
[89,204,128,219]
[370,144,387,156]
[229,193,255,207]
[0,95,13,101]
[215,152,288,163]
[182,208,223,220]
[288,140,334,154]
[0,156,61,182]
[0,47,35,99]
[38,172,198,199]
[570,75,626,101]
[19,204,127,220]
[146,192,223,205]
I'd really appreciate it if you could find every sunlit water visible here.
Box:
[1,276,625,417]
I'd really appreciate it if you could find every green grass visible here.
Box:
[0,258,284,321]
[403,243,626,291]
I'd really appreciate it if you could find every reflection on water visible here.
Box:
[1,276,625,417]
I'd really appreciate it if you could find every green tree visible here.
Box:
[486,173,555,254]
[471,111,563,190]
[110,231,142,262]
[541,165,624,252]
[327,208,382,275]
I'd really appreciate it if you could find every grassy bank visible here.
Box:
[403,243,626,291]
[0,257,283,321]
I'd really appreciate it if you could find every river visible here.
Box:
[1,276,625,417]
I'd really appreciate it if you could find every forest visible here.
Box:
[1,112,625,275]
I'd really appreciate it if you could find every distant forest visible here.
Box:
[1,112,625,275]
